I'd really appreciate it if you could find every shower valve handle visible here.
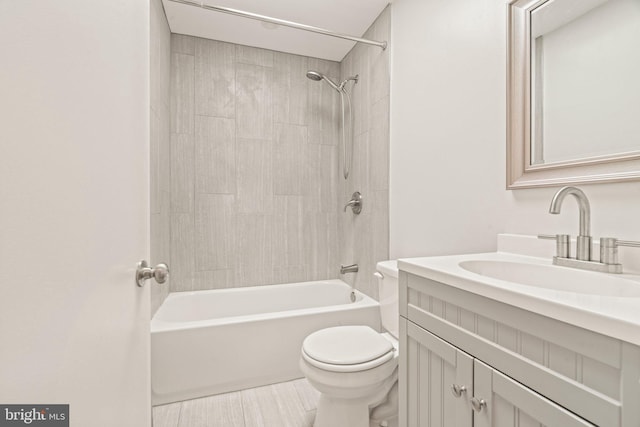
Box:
[344,192,363,214]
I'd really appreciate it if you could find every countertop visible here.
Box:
[399,251,640,346]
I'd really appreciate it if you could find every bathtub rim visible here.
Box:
[151,279,379,333]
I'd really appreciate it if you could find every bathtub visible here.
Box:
[151,279,381,405]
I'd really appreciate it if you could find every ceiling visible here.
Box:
[161,0,390,62]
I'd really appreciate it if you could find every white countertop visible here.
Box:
[399,250,640,346]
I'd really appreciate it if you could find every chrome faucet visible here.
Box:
[549,186,592,261]
[340,264,359,274]
[540,186,640,274]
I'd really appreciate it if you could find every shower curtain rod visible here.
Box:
[168,0,387,50]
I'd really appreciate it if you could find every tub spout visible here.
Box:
[340,264,359,274]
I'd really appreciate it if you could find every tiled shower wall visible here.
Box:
[150,0,171,316]
[168,35,343,291]
[339,6,391,299]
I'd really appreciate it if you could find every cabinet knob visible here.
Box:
[471,397,486,412]
[450,384,466,398]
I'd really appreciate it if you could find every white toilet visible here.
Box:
[300,260,399,427]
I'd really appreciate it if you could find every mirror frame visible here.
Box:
[507,0,640,189]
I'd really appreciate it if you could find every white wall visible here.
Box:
[390,0,640,260]
[390,0,508,258]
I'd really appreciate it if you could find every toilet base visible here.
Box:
[314,394,371,427]
[312,374,397,427]
[370,382,398,426]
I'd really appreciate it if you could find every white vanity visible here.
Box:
[397,235,640,427]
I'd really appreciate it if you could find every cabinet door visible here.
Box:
[473,360,596,427]
[400,319,473,427]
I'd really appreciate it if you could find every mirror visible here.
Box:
[507,0,640,188]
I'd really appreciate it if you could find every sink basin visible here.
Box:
[458,260,640,297]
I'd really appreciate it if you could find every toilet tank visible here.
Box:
[375,260,399,338]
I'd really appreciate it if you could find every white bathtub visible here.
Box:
[151,279,381,405]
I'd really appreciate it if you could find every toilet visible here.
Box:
[300,260,399,427]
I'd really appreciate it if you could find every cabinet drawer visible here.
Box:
[399,271,640,427]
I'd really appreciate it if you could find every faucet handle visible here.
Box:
[538,234,570,258]
[537,234,556,240]
[600,237,640,266]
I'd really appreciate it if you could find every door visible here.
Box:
[472,360,596,427]
[0,1,150,426]
[400,318,473,427]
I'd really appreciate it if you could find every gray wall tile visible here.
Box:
[195,115,236,194]
[159,104,171,194]
[236,63,273,140]
[348,46,371,138]
[274,52,308,126]
[304,213,339,280]
[171,213,195,292]
[338,8,391,299]
[272,196,304,269]
[303,143,321,213]
[307,58,340,79]
[307,78,339,146]
[237,214,274,286]
[274,123,307,195]
[370,97,390,191]
[236,45,274,67]
[151,0,170,112]
[170,52,194,134]
[171,33,195,55]
[164,35,363,293]
[193,269,237,290]
[320,145,338,214]
[237,138,273,214]
[368,6,391,104]
[170,133,194,213]
[195,38,235,118]
[195,194,236,271]
[150,0,171,317]
[273,265,308,285]
[351,130,370,195]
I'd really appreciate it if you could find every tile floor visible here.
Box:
[153,378,319,427]
[153,378,396,427]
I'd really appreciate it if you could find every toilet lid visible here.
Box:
[302,326,394,366]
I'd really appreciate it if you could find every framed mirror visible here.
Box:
[507,0,640,189]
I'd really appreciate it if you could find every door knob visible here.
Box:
[136,260,169,287]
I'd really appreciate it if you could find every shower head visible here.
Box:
[306,71,323,81]
[306,70,340,92]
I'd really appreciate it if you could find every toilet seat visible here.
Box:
[302,326,395,373]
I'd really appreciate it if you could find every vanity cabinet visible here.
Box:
[401,319,595,426]
[399,271,640,427]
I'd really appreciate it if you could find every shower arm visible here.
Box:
[168,0,387,50]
